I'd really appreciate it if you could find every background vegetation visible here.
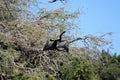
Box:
[0,0,120,80]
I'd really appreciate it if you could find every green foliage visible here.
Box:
[68,60,93,80]
[74,61,93,80]
[98,50,120,80]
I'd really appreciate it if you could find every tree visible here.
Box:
[0,0,113,80]
[98,50,120,80]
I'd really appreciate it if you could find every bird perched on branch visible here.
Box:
[48,0,65,3]
[43,31,83,53]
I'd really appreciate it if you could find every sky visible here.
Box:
[39,0,120,55]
